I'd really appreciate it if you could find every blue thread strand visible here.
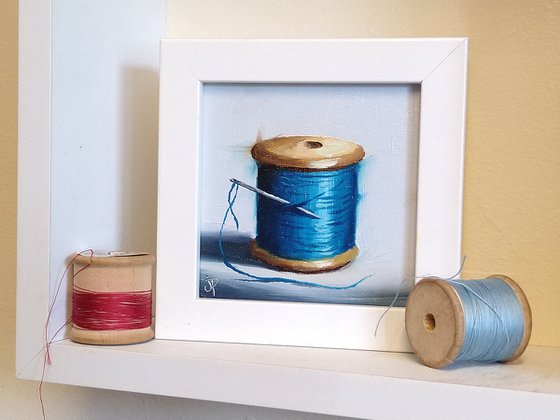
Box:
[448,278,525,363]
[255,165,359,261]
[218,182,369,290]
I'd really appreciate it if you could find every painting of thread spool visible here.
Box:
[247,135,364,273]
[198,83,421,305]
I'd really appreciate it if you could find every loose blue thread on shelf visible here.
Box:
[374,256,467,336]
[218,181,370,290]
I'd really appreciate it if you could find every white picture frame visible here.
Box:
[156,38,468,351]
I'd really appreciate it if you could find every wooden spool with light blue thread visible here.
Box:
[250,135,365,273]
[405,275,532,368]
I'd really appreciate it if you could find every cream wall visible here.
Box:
[2,1,559,419]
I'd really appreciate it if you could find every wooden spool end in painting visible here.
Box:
[250,240,358,273]
[70,252,155,345]
[405,275,532,368]
[251,135,365,171]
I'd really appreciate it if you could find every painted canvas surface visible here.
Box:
[198,83,420,305]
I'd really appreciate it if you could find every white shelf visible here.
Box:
[18,341,560,419]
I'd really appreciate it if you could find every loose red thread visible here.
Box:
[72,287,152,330]
[40,249,94,420]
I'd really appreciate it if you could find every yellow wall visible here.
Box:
[0,0,21,406]
[1,1,559,419]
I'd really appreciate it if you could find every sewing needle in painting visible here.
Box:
[229,178,321,219]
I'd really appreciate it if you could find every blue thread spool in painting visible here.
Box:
[405,275,532,368]
[250,136,365,273]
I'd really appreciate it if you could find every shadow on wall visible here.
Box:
[119,67,159,255]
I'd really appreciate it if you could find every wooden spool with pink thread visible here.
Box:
[70,251,155,345]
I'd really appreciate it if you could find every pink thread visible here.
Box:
[40,249,93,420]
[72,287,152,330]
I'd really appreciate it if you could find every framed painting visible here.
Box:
[156,39,467,351]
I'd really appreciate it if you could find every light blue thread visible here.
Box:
[448,278,525,363]
[218,182,369,290]
[373,277,407,337]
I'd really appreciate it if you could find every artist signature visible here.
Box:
[203,276,219,297]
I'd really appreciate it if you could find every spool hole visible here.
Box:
[304,141,323,149]
[423,313,436,332]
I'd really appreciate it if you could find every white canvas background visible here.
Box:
[199,83,420,304]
